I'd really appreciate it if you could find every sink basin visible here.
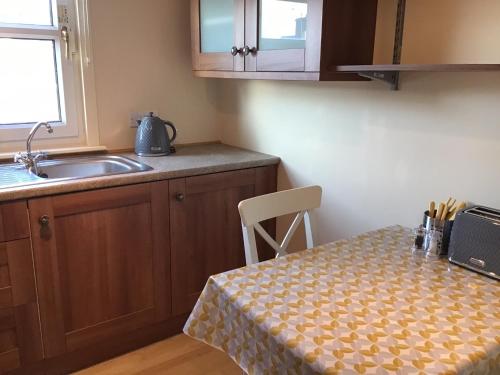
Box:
[0,155,153,189]
[36,156,152,179]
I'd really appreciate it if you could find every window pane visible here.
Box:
[200,0,235,53]
[0,0,53,26]
[0,38,61,125]
[259,0,307,51]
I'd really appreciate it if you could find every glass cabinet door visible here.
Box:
[259,0,308,52]
[200,0,235,53]
[192,0,245,71]
[244,0,321,72]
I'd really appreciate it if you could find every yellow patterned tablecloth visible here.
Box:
[184,226,500,375]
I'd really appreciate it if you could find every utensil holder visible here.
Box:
[423,211,454,257]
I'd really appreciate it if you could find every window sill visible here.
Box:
[0,146,108,162]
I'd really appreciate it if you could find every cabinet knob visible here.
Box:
[39,215,50,227]
[231,46,243,56]
[243,46,257,56]
[175,193,185,202]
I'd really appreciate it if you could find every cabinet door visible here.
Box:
[191,0,245,71]
[170,167,277,315]
[29,182,170,358]
[245,0,323,72]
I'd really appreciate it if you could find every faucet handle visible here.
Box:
[33,152,49,162]
[14,152,28,164]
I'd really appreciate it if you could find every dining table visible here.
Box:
[184,226,500,374]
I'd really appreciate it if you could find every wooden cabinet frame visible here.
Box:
[0,240,43,371]
[190,0,245,71]
[170,167,277,315]
[0,165,279,373]
[192,0,379,81]
[244,0,323,72]
[0,203,42,372]
[29,182,171,358]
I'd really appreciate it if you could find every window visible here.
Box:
[0,0,97,146]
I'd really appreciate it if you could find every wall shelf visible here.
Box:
[335,64,500,72]
[332,0,500,90]
[333,64,500,89]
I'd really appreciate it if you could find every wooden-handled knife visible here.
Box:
[436,203,446,222]
[429,201,436,218]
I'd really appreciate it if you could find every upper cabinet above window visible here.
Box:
[190,0,379,81]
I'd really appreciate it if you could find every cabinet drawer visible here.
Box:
[0,202,29,242]
[0,240,43,370]
[185,168,256,194]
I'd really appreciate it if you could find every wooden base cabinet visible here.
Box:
[170,167,277,315]
[0,165,277,373]
[28,182,171,359]
[0,202,43,373]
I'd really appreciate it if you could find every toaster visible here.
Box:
[448,206,500,280]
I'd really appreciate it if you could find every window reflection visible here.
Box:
[260,0,307,50]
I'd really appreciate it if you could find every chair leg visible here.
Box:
[242,224,259,265]
[304,211,315,249]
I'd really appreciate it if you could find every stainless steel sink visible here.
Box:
[0,155,153,189]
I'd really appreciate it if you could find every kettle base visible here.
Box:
[135,152,170,157]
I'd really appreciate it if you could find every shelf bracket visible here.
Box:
[358,71,400,90]
[358,0,406,90]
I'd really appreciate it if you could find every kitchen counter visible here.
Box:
[0,143,280,202]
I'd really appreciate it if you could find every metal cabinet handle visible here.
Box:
[231,46,243,56]
[243,46,257,56]
[39,215,50,227]
[175,193,185,202]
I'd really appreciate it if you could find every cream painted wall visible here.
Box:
[402,0,500,64]
[89,0,219,149]
[374,0,500,64]
[217,0,500,248]
[218,74,500,248]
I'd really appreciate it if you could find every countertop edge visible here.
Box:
[0,156,280,203]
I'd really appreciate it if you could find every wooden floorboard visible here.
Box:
[74,334,241,375]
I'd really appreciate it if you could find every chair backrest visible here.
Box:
[238,185,322,265]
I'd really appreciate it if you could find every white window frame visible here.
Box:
[0,0,100,148]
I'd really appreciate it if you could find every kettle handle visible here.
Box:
[164,121,177,143]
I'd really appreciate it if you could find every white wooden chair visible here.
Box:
[238,186,322,265]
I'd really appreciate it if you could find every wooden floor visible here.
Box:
[75,334,241,375]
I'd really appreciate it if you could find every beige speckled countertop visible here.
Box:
[0,143,280,203]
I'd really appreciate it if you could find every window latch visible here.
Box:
[61,26,70,60]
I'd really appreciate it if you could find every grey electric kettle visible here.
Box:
[135,112,177,157]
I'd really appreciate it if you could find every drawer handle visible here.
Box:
[175,193,185,202]
[39,215,50,227]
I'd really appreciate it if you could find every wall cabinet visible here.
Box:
[191,0,379,80]
[0,165,277,373]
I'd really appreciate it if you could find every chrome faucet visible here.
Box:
[14,122,54,175]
